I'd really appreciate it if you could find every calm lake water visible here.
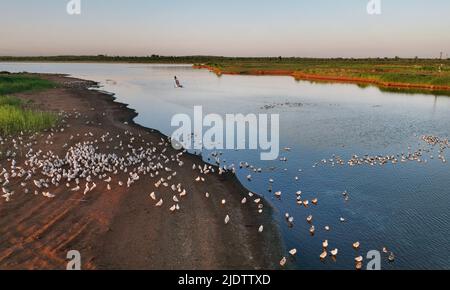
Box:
[2,62,450,270]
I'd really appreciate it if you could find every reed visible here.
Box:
[0,74,54,95]
[0,99,57,135]
[0,74,57,135]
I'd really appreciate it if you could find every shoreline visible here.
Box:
[0,73,283,270]
[193,64,450,94]
[3,60,449,94]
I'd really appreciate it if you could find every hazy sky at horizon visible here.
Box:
[1,0,449,58]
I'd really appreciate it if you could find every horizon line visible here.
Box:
[1,55,449,60]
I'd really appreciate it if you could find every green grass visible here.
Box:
[198,58,450,88]
[0,74,55,95]
[0,74,57,135]
[0,95,23,106]
[0,104,58,135]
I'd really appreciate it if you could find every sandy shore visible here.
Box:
[0,74,282,270]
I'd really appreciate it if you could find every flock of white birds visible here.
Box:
[0,109,272,266]
[1,105,448,269]
[315,135,448,168]
[202,135,448,269]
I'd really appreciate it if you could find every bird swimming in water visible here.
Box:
[330,248,338,257]
[279,257,287,267]
[320,251,327,260]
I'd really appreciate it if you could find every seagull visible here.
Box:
[150,192,156,200]
[388,252,395,262]
[330,248,338,257]
[1,189,14,202]
[279,257,287,267]
[258,225,264,233]
[71,186,80,192]
[224,215,230,224]
[286,215,294,225]
[83,183,90,195]
[33,180,42,188]
[42,192,55,198]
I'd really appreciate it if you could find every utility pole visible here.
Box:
[438,52,444,74]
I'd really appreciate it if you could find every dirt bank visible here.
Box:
[194,64,450,93]
[0,73,282,270]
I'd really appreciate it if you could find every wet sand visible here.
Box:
[0,74,282,270]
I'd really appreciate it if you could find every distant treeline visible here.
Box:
[0,55,255,63]
[1,55,449,64]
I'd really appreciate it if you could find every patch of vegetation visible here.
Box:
[0,103,57,135]
[193,58,450,87]
[0,74,55,95]
[0,74,57,135]
[0,95,23,106]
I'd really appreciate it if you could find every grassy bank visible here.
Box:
[0,74,57,135]
[194,58,450,91]
[1,55,450,93]
[0,73,55,95]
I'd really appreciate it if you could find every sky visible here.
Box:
[0,0,449,58]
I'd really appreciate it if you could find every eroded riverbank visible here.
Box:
[0,73,282,270]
